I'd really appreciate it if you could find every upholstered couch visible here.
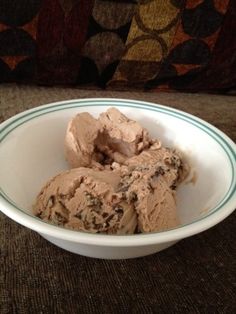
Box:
[0,0,235,93]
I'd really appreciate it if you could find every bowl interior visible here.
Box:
[0,104,233,227]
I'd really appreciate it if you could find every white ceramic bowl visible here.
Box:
[0,98,236,259]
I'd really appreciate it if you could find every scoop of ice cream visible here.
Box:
[65,112,103,168]
[125,146,189,188]
[65,108,154,168]
[33,168,137,234]
[117,164,179,233]
[97,107,152,163]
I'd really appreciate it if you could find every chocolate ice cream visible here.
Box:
[125,146,189,188]
[117,163,179,232]
[65,112,103,168]
[33,168,137,234]
[65,107,153,168]
[97,107,151,164]
[34,107,190,234]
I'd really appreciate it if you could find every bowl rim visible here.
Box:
[0,98,236,247]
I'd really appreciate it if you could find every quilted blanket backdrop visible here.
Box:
[0,0,235,92]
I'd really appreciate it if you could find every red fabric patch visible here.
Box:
[36,0,94,84]
[37,0,64,57]
[64,1,94,53]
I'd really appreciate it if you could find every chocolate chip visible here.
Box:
[170,176,178,189]
[154,166,165,176]
[129,192,137,202]
[85,192,102,209]
[52,211,67,224]
[106,214,114,222]
[167,155,181,168]
[105,214,115,227]
[114,207,124,214]
[102,212,109,218]
[148,183,154,193]
[75,212,82,219]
